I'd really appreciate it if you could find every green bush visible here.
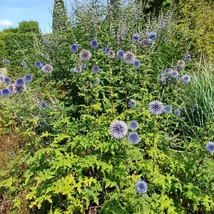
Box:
[18,20,40,34]
[0,39,6,67]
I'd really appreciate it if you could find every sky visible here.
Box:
[0,0,57,33]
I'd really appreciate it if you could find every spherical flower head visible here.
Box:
[9,152,15,157]
[2,59,10,63]
[2,88,11,96]
[92,65,100,73]
[24,74,33,82]
[41,64,53,73]
[133,60,140,68]
[41,102,47,108]
[107,50,115,58]
[149,100,164,115]
[81,64,86,69]
[175,109,181,116]
[34,61,42,68]
[129,120,138,131]
[123,51,136,64]
[183,53,191,61]
[15,78,25,87]
[70,44,79,53]
[0,75,4,81]
[148,31,157,40]
[41,62,47,67]
[136,180,147,194]
[117,50,125,59]
[129,99,136,108]
[21,61,28,68]
[109,120,128,140]
[0,91,2,96]
[128,132,140,145]
[90,40,99,48]
[76,66,82,73]
[132,33,140,41]
[163,105,172,114]
[80,49,92,61]
[4,77,11,84]
[105,47,110,53]
[177,60,185,69]
[206,141,214,153]
[102,47,107,53]
[170,70,179,78]
[182,74,191,83]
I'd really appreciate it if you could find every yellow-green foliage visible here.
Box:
[177,0,214,61]
[0,39,6,67]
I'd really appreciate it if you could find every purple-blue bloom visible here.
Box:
[129,99,136,108]
[2,59,10,63]
[92,65,100,73]
[136,180,148,194]
[34,61,42,68]
[206,141,214,153]
[24,74,33,82]
[109,120,128,140]
[129,120,138,131]
[132,33,140,41]
[128,132,140,144]
[90,40,99,48]
[4,77,11,84]
[175,109,181,116]
[117,50,125,59]
[149,100,164,115]
[41,102,47,108]
[15,78,25,87]
[2,88,10,96]
[21,62,28,68]
[148,31,157,40]
[133,60,140,68]
[182,74,191,83]
[163,105,172,114]
[70,44,79,53]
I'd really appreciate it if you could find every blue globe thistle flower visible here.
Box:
[128,132,140,144]
[129,99,136,108]
[92,65,100,73]
[175,109,181,116]
[76,66,82,73]
[2,88,10,96]
[81,64,86,69]
[80,49,92,61]
[41,64,53,73]
[147,39,153,47]
[4,77,11,84]
[136,180,148,194]
[206,141,214,153]
[105,47,110,53]
[107,50,115,58]
[70,44,79,53]
[2,59,10,63]
[34,61,42,68]
[90,40,99,48]
[41,62,47,67]
[41,102,47,108]
[133,60,140,68]
[21,61,28,68]
[102,47,107,53]
[132,33,140,41]
[15,78,25,87]
[24,74,33,82]
[117,50,125,59]
[0,75,4,81]
[123,51,136,64]
[177,60,185,69]
[170,70,179,78]
[148,31,157,40]
[9,152,15,157]
[163,105,172,114]
[109,120,128,140]
[148,100,164,115]
[183,53,191,61]
[129,120,138,131]
[182,74,191,83]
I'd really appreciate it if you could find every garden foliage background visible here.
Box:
[0,0,214,213]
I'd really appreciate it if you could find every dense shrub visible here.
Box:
[18,20,40,34]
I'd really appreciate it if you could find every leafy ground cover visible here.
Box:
[0,0,213,213]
